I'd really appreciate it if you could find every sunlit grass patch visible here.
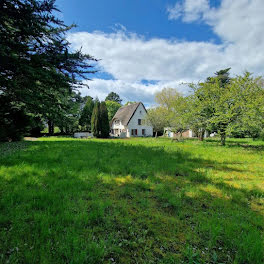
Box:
[0,137,263,263]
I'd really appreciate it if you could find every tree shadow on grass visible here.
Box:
[204,138,264,151]
[204,138,251,144]
[227,143,264,151]
[0,139,263,263]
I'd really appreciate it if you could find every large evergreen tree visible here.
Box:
[91,101,101,137]
[0,97,31,141]
[79,96,94,131]
[100,101,110,138]
[0,0,96,141]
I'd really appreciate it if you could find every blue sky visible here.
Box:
[56,0,264,106]
[57,0,221,42]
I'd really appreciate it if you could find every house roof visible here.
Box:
[112,102,144,126]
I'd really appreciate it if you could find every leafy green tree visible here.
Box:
[55,92,83,134]
[155,88,180,110]
[100,102,110,138]
[187,92,207,141]
[188,83,215,141]
[79,96,94,131]
[105,92,122,104]
[146,107,168,137]
[169,95,191,137]
[190,70,263,145]
[105,100,121,121]
[189,68,232,142]
[91,101,101,137]
[155,88,191,137]
[228,73,264,139]
[198,79,232,145]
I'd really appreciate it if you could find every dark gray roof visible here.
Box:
[112,102,141,126]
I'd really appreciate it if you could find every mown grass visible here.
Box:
[0,137,263,263]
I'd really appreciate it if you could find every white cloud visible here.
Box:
[79,79,189,107]
[68,31,225,82]
[167,0,209,22]
[167,2,182,20]
[68,0,264,105]
[168,0,264,50]
[206,0,264,46]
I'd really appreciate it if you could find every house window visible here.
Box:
[138,119,142,125]
[131,129,138,136]
[142,129,145,136]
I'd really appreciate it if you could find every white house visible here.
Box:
[111,102,153,137]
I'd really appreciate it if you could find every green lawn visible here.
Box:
[0,137,263,263]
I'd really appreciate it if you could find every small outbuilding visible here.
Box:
[74,132,93,138]
[164,127,209,139]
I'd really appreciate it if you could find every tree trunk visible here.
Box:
[48,120,54,135]
[66,125,69,134]
[155,131,158,138]
[220,133,226,146]
[58,126,64,134]
[198,129,205,141]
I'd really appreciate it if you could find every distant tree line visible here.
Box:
[147,69,264,145]
[79,92,122,138]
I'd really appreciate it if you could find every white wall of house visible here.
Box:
[112,120,126,136]
[127,103,153,137]
[112,120,126,130]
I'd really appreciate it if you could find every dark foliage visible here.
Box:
[0,96,30,141]
[100,101,110,138]
[91,101,101,137]
[0,0,96,140]
[105,92,122,104]
[79,96,94,131]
